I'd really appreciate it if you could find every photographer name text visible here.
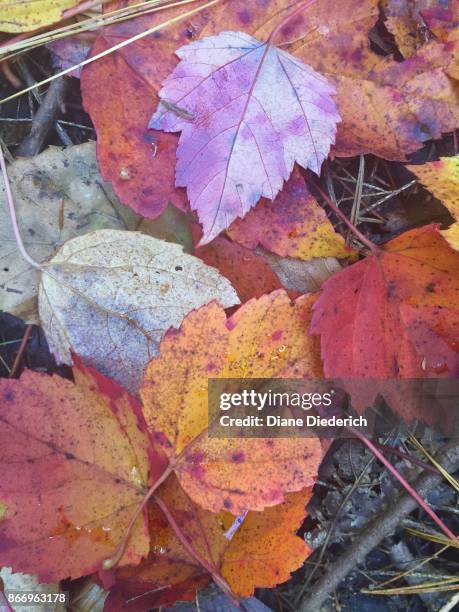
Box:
[218,390,368,429]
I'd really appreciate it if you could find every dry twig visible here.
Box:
[16,77,67,157]
[299,440,459,612]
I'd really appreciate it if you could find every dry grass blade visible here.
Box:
[405,528,459,548]
[409,435,459,495]
[361,577,459,596]
[0,0,111,40]
[350,154,364,226]
[376,545,451,589]
[0,0,197,59]
[0,0,102,8]
[0,0,219,106]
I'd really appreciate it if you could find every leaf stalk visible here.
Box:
[314,181,380,253]
[0,145,42,270]
[154,494,239,607]
[348,425,457,542]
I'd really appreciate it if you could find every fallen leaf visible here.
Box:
[282,0,459,159]
[382,0,438,58]
[270,0,381,78]
[83,0,459,224]
[192,228,285,303]
[0,359,151,581]
[421,3,459,79]
[330,49,457,160]
[150,30,340,243]
[0,143,141,323]
[310,224,459,422]
[368,41,459,143]
[38,229,239,392]
[80,3,201,221]
[220,487,313,596]
[192,221,342,301]
[141,290,324,514]
[140,203,194,252]
[263,252,342,294]
[422,2,459,35]
[80,0,315,223]
[227,169,352,260]
[442,222,459,251]
[49,36,93,78]
[104,475,218,611]
[337,45,458,159]
[0,0,79,32]
[106,475,312,609]
[408,155,459,218]
[408,156,459,250]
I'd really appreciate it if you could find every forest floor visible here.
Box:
[1,9,459,612]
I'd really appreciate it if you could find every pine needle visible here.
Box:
[409,434,459,495]
[0,0,219,106]
[0,0,204,61]
[361,577,459,596]
[405,527,459,548]
[0,0,195,59]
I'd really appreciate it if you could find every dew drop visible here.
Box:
[119,167,131,180]
[102,558,115,570]
[429,361,449,374]
[152,545,168,554]
[130,465,142,486]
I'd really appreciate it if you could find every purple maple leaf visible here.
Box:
[150,31,340,244]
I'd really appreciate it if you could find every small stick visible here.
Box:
[102,462,174,570]
[299,439,459,612]
[154,494,240,607]
[224,510,248,540]
[314,182,380,253]
[360,180,416,214]
[440,590,459,612]
[16,77,68,157]
[1,60,21,88]
[348,425,456,541]
[350,154,365,226]
[363,440,438,474]
[295,439,379,604]
[9,324,33,378]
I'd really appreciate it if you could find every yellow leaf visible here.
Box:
[141,291,324,514]
[442,222,459,251]
[0,0,80,33]
[408,156,459,251]
[408,156,459,218]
